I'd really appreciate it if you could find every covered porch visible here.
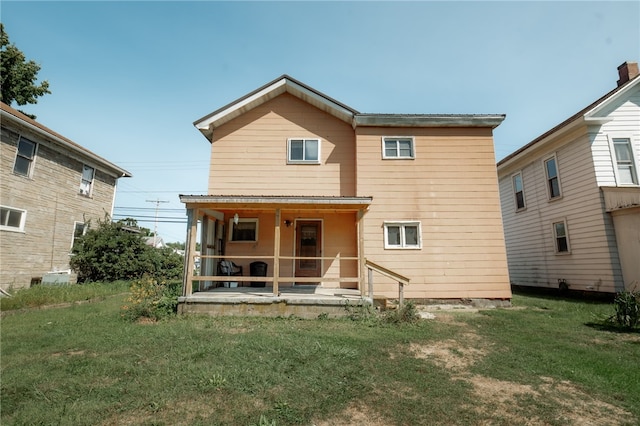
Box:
[178,195,373,316]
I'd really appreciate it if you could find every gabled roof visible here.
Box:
[1,102,132,178]
[497,70,640,169]
[194,76,505,140]
[194,75,359,139]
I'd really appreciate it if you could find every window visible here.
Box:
[612,138,638,185]
[552,220,570,253]
[512,172,526,210]
[0,206,26,232]
[383,137,415,159]
[384,221,421,249]
[229,218,258,242]
[544,156,561,199]
[79,165,95,196]
[72,221,87,249]
[288,138,320,163]
[13,136,37,177]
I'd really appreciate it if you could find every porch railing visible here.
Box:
[365,258,410,307]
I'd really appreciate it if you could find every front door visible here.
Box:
[295,220,322,283]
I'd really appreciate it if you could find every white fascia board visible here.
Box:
[585,77,640,119]
[285,80,355,123]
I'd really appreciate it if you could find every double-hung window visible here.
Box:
[384,221,421,249]
[229,218,258,242]
[288,138,320,164]
[512,172,526,210]
[383,137,415,159]
[552,220,570,254]
[72,221,87,249]
[544,155,561,199]
[1,206,26,232]
[13,136,37,177]
[79,165,95,196]
[612,138,638,185]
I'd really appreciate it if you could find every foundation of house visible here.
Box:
[178,286,370,319]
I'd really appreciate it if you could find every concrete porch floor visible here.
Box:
[178,285,370,318]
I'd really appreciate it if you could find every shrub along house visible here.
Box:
[0,102,131,289]
[179,75,512,316]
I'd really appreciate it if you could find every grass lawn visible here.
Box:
[1,287,639,425]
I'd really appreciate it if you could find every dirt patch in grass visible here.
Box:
[410,314,635,425]
[314,402,389,426]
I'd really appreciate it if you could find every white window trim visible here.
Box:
[0,205,27,233]
[383,221,422,249]
[287,138,321,164]
[228,218,259,242]
[12,136,38,178]
[80,164,95,197]
[552,219,571,255]
[608,135,639,186]
[71,221,87,250]
[382,136,415,159]
[511,171,526,211]
[543,154,562,200]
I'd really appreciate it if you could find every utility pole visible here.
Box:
[146,199,169,247]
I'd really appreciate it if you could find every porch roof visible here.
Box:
[179,195,372,211]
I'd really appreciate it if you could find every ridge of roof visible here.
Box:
[1,102,132,178]
[497,72,640,167]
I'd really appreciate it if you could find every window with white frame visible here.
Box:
[229,218,258,242]
[612,138,638,185]
[383,137,415,159]
[552,220,570,254]
[384,221,421,249]
[512,172,526,210]
[13,136,37,177]
[79,165,95,196]
[544,155,562,199]
[288,138,320,164]
[0,206,26,232]
[71,221,87,249]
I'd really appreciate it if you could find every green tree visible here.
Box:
[0,23,51,109]
[70,217,183,283]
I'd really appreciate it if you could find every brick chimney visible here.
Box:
[617,61,639,86]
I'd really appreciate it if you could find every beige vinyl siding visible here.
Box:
[209,93,355,197]
[1,124,117,289]
[499,130,623,292]
[357,127,511,299]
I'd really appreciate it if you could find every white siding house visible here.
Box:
[497,62,640,293]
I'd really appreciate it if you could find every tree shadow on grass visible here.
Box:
[584,321,640,338]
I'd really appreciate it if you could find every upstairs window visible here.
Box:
[552,220,570,254]
[13,137,37,177]
[544,156,562,199]
[1,206,26,232]
[383,137,415,159]
[79,165,95,196]
[229,218,258,242]
[512,172,526,210]
[612,138,638,185]
[384,221,421,249]
[288,138,320,164]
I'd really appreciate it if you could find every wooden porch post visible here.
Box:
[183,207,198,297]
[358,209,366,297]
[273,208,281,296]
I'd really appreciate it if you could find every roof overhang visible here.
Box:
[354,114,506,129]
[194,75,359,140]
[180,195,372,211]
[0,103,132,178]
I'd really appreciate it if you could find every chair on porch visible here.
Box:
[218,260,243,287]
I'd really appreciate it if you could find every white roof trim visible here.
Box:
[585,76,640,118]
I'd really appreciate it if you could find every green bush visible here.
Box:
[121,276,182,321]
[70,217,183,283]
[609,291,640,329]
[383,300,420,324]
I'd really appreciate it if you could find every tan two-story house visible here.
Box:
[1,102,131,289]
[179,75,512,314]
[498,62,640,294]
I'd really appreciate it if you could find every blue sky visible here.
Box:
[3,1,639,243]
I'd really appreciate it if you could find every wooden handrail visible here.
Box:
[365,258,410,307]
